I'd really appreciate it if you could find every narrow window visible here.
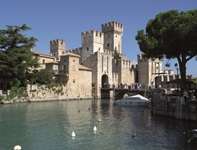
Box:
[72,65,75,71]
[43,59,45,64]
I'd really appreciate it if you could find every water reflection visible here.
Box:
[0,100,196,150]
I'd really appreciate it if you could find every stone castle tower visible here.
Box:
[50,39,66,60]
[81,30,104,62]
[102,22,123,54]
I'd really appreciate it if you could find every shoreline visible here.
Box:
[0,97,96,104]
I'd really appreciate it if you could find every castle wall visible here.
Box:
[82,53,98,97]
[118,59,134,85]
[111,59,134,86]
[82,52,112,98]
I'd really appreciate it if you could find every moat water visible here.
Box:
[0,99,196,150]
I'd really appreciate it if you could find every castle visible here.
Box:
[14,21,176,99]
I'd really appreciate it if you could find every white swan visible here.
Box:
[93,126,97,131]
[72,131,76,137]
[14,145,21,150]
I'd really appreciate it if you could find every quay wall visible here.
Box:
[151,94,197,121]
[26,84,93,102]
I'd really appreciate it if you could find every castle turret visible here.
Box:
[102,21,123,54]
[81,30,104,62]
[50,39,66,61]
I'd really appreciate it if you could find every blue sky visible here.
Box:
[1,0,197,77]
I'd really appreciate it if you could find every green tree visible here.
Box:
[33,69,54,85]
[0,24,39,87]
[136,9,197,94]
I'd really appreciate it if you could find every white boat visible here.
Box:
[115,94,151,106]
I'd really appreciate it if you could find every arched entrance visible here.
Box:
[101,74,109,88]
[155,76,162,88]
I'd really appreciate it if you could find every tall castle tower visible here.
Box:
[81,30,104,62]
[102,21,123,54]
[50,39,66,61]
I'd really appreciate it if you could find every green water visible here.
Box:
[0,99,196,150]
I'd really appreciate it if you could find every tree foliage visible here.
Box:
[29,69,54,85]
[136,9,197,93]
[0,24,39,87]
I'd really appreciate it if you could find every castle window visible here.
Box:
[87,47,89,51]
[107,43,109,48]
[63,65,66,70]
[43,59,45,64]
[72,65,75,71]
[98,48,100,51]
[73,79,75,83]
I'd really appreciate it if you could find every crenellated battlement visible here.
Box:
[81,30,103,38]
[119,59,132,66]
[66,47,82,55]
[50,39,66,47]
[102,21,123,33]
[81,30,104,45]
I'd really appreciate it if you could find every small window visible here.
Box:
[107,43,109,48]
[43,59,45,64]
[72,65,75,71]
[87,47,89,51]
[73,60,75,62]
[73,79,75,83]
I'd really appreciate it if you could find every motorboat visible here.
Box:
[115,94,151,106]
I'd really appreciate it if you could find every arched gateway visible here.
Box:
[101,74,109,88]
